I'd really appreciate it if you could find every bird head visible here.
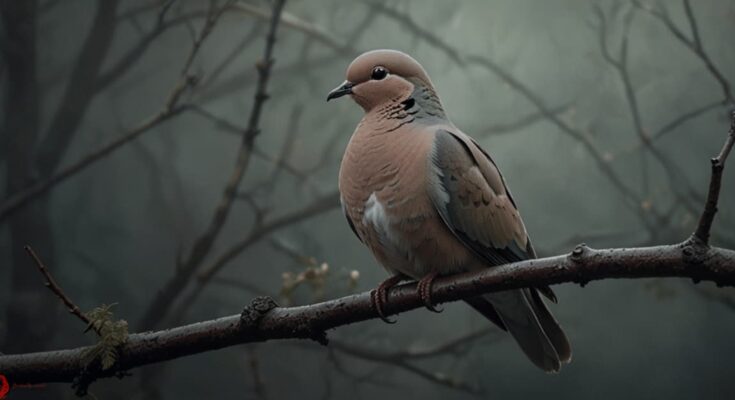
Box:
[327,49,435,112]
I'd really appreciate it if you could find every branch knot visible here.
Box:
[682,238,709,267]
[240,296,279,328]
[570,243,589,261]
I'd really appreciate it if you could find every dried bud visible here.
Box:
[349,270,360,281]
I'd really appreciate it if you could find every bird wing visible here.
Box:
[428,128,557,302]
[429,129,570,368]
[428,128,531,265]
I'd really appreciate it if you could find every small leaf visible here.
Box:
[82,303,129,371]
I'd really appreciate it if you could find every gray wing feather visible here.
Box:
[429,129,529,264]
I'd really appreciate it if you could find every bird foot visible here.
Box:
[417,271,442,313]
[370,274,406,324]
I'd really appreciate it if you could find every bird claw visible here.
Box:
[370,274,405,324]
[417,271,442,313]
[371,288,397,324]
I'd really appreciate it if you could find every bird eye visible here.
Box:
[371,66,388,80]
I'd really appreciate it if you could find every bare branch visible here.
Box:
[692,110,735,244]
[96,8,206,90]
[198,190,340,283]
[138,0,288,329]
[210,276,272,297]
[330,339,482,395]
[24,246,92,329]
[0,0,225,224]
[366,1,462,66]
[477,105,571,138]
[694,284,735,312]
[593,5,702,215]
[246,347,268,399]
[35,1,120,177]
[634,0,733,103]
[391,328,497,360]
[0,103,189,223]
[3,243,735,385]
[233,3,355,57]
[653,101,723,140]
[167,190,340,324]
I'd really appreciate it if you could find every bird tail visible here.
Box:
[481,288,572,372]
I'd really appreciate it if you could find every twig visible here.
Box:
[35,1,119,177]
[694,285,735,312]
[653,101,723,140]
[366,1,462,66]
[0,0,216,224]
[199,190,340,282]
[633,0,733,104]
[613,101,724,158]
[389,328,497,360]
[0,104,189,223]
[233,3,355,57]
[318,328,498,395]
[246,347,268,400]
[210,276,272,297]
[4,242,735,384]
[477,104,571,138]
[692,110,735,244]
[330,340,481,395]
[24,246,91,328]
[166,189,340,324]
[200,22,264,89]
[593,4,702,215]
[95,2,188,89]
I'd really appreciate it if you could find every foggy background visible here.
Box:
[1,0,734,399]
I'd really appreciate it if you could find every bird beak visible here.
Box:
[327,81,354,101]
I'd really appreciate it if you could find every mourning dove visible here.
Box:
[328,49,571,372]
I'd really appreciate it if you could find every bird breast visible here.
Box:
[339,123,473,278]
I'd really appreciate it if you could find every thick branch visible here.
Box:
[2,243,735,385]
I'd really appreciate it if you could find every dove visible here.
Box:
[328,49,571,372]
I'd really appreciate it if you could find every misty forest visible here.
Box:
[1,0,735,399]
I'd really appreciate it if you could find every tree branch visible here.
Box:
[24,246,92,329]
[166,189,340,324]
[0,102,189,223]
[138,0,288,329]
[634,0,733,104]
[2,243,735,385]
[693,110,735,244]
[36,0,120,176]
[0,0,222,224]
[593,5,702,215]
[329,339,482,395]
[2,110,734,390]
